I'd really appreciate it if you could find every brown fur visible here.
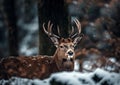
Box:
[0,56,58,79]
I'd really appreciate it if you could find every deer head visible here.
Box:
[43,19,83,71]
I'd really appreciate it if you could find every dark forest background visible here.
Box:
[0,0,120,62]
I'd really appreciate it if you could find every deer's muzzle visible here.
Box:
[62,58,74,71]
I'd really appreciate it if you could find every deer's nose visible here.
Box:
[68,51,73,56]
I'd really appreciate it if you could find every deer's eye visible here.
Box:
[60,46,63,48]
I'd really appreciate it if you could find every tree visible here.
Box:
[38,0,69,55]
[3,0,19,56]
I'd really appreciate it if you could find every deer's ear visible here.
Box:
[73,34,83,47]
[50,37,59,47]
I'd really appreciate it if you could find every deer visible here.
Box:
[0,19,83,79]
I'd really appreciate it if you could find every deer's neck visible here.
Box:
[49,59,59,73]
[52,49,63,71]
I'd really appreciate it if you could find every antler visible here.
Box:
[74,18,81,34]
[70,18,82,38]
[43,21,60,38]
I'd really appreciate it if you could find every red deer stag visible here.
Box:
[0,19,83,79]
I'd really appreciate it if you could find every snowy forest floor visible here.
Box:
[0,68,120,85]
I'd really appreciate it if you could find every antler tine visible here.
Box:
[69,26,74,37]
[47,21,53,35]
[70,18,81,38]
[43,23,49,35]
[43,21,60,38]
[71,33,78,38]
[74,18,81,34]
[57,25,61,36]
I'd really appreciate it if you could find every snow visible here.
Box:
[18,17,39,56]
[109,57,116,63]
[83,60,93,70]
[0,68,120,85]
[74,60,80,71]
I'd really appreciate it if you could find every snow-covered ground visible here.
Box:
[0,68,120,85]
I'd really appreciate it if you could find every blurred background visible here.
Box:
[0,0,119,65]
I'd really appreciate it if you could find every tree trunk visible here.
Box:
[0,0,9,58]
[38,0,68,55]
[3,0,18,56]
